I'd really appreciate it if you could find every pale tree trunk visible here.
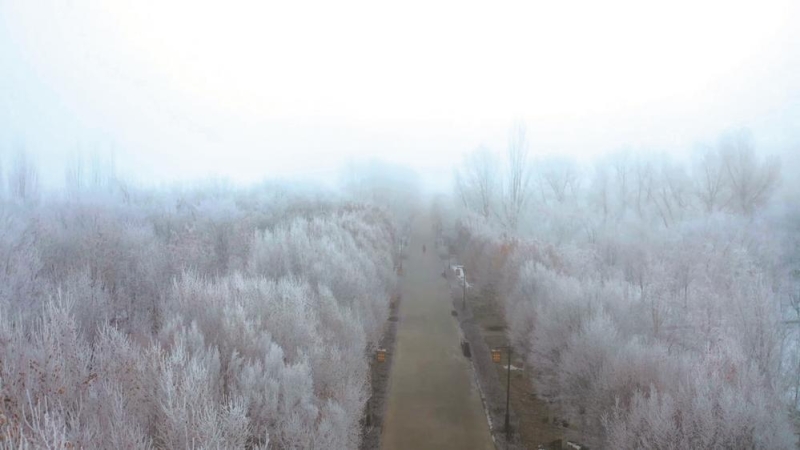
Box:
[503,122,531,231]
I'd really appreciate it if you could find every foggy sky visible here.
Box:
[1,0,799,190]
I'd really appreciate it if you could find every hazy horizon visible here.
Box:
[2,0,799,190]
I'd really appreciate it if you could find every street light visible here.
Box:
[454,265,467,309]
[492,346,513,441]
[462,268,466,309]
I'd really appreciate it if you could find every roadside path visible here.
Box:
[380,213,494,450]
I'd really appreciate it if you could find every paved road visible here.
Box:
[380,214,495,450]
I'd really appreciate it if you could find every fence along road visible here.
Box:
[380,213,494,450]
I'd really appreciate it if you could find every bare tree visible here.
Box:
[538,157,580,204]
[502,121,532,230]
[612,152,632,219]
[89,148,118,192]
[0,154,4,198]
[454,145,498,218]
[65,150,85,198]
[632,157,654,218]
[694,146,728,214]
[453,167,470,211]
[719,130,780,215]
[590,162,611,224]
[8,149,39,202]
[651,158,691,227]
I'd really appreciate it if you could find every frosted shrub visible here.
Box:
[558,312,622,427]
[604,349,796,449]
[169,273,371,449]
[510,264,594,399]
[156,322,250,449]
[0,297,153,448]
[251,213,394,345]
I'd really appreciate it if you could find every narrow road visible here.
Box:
[380,213,494,450]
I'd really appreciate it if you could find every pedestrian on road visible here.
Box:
[422,244,426,253]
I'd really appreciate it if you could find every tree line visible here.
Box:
[444,126,798,448]
[0,164,402,448]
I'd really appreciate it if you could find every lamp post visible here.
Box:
[453,265,467,309]
[491,346,513,441]
[462,268,466,309]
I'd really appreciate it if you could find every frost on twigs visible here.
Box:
[0,186,398,449]
[448,143,796,449]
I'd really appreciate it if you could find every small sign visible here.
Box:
[491,348,502,363]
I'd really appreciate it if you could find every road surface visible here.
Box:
[380,214,495,450]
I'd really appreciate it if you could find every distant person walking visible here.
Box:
[422,244,426,254]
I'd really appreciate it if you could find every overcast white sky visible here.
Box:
[1,0,799,189]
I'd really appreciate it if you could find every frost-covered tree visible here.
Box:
[65,150,86,198]
[535,156,581,205]
[502,122,532,230]
[8,148,39,202]
[0,154,5,199]
[455,145,499,219]
[718,130,781,215]
[694,146,728,214]
[447,130,797,448]
[0,178,399,448]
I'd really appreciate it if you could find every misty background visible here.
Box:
[3,2,800,449]
[2,0,799,191]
